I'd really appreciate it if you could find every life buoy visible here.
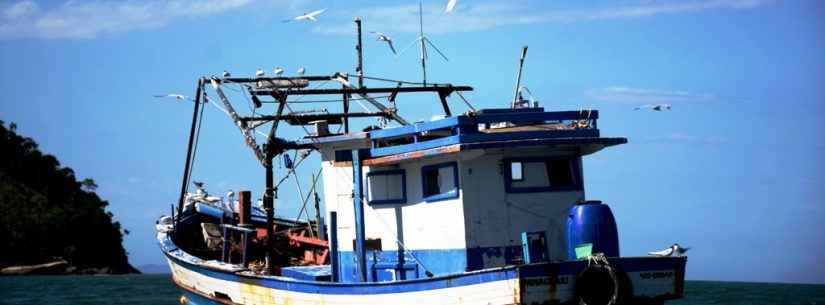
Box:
[574,263,620,305]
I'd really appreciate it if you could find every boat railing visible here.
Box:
[368,109,600,157]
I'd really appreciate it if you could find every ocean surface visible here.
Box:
[0,274,823,305]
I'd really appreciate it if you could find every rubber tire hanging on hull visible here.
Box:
[574,263,620,305]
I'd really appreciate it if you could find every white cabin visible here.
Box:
[308,108,625,282]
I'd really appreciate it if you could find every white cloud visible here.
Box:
[3,0,38,19]
[0,0,253,39]
[0,0,773,40]
[312,0,773,35]
[585,86,716,104]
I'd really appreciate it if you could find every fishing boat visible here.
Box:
[156,19,686,305]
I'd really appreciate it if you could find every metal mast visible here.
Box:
[355,17,365,88]
[419,1,427,86]
[511,46,528,108]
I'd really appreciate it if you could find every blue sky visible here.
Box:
[1,0,823,284]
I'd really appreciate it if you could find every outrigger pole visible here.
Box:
[175,78,204,232]
[511,46,528,108]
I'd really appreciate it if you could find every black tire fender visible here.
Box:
[574,263,620,305]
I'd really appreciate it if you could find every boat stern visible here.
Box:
[518,256,687,305]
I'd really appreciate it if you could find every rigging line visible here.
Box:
[365,203,433,276]
[185,97,208,193]
[288,153,314,237]
[209,78,267,163]
[280,79,332,104]
[333,77,410,125]
[360,75,450,86]
[261,95,392,104]
[503,199,546,219]
[203,93,267,137]
[290,152,306,208]
[296,169,322,221]
[454,91,477,112]
[351,97,371,113]
[292,168,323,236]
[322,165,432,275]
[274,152,311,189]
[284,103,314,136]
[246,79,333,139]
[216,79,257,122]
[360,75,424,85]
[205,95,233,117]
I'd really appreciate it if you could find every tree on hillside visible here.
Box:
[0,120,138,274]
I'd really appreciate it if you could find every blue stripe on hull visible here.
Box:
[337,246,527,282]
[165,251,518,295]
[337,249,468,282]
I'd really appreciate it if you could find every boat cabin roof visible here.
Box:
[296,107,627,166]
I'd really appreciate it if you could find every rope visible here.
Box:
[360,74,451,87]
[184,94,207,194]
[275,152,311,188]
[455,90,477,112]
[260,95,392,104]
[293,168,323,235]
[321,165,433,277]
[360,75,427,85]
[365,203,434,277]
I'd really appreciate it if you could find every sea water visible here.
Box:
[0,275,823,305]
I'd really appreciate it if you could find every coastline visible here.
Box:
[1,259,140,276]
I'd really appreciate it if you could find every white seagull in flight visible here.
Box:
[284,8,327,22]
[371,32,397,55]
[634,103,672,111]
[445,0,458,13]
[648,243,690,257]
[153,93,189,101]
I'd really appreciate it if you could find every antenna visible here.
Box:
[511,45,528,108]
[399,0,449,86]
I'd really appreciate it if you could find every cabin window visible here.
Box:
[421,162,459,202]
[367,169,406,204]
[504,157,581,193]
[510,161,524,181]
[546,159,575,187]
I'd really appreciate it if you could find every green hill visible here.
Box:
[0,121,138,275]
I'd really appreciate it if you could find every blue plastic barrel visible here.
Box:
[566,200,619,259]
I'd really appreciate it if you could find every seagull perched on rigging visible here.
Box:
[255,68,265,77]
[153,93,189,101]
[371,32,397,55]
[283,8,326,22]
[634,103,672,111]
[297,67,306,76]
[273,67,284,76]
[222,70,231,78]
[648,243,690,257]
[445,0,458,13]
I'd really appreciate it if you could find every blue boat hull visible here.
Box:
[162,231,686,305]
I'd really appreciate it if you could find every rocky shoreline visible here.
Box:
[0,259,140,276]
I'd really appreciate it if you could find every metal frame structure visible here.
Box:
[175,71,474,275]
